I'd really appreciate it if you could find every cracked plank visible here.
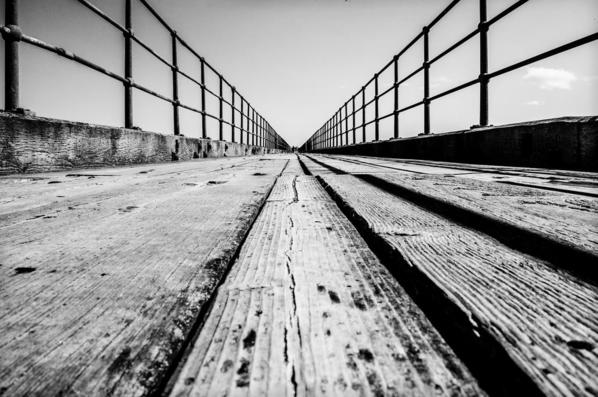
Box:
[169,158,483,396]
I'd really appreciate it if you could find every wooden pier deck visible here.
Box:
[1,154,596,396]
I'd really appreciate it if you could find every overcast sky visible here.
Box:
[1,0,597,146]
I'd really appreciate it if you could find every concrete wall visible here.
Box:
[310,116,598,171]
[0,112,283,174]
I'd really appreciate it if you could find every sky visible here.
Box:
[0,0,597,147]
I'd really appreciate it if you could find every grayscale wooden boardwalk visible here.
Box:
[1,154,596,396]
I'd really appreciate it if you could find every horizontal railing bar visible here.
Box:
[428,0,461,30]
[313,1,461,138]
[305,1,465,148]
[138,0,173,33]
[398,64,424,85]
[488,32,598,79]
[20,32,262,136]
[378,83,396,100]
[428,77,479,102]
[131,81,174,103]
[487,0,528,26]
[77,0,270,142]
[396,30,424,59]
[77,0,216,94]
[20,34,127,83]
[429,27,479,65]
[77,0,126,33]
[130,33,173,69]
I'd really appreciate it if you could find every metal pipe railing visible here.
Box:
[300,0,597,152]
[0,0,289,151]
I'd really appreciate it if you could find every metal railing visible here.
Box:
[1,0,290,151]
[299,0,598,152]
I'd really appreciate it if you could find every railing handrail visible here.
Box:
[300,0,597,152]
[1,0,289,151]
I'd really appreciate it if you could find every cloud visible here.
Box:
[523,67,577,90]
[582,75,598,82]
[524,100,543,106]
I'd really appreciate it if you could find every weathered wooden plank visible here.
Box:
[169,159,484,396]
[311,170,598,396]
[0,155,289,396]
[0,156,263,224]
[308,154,598,278]
[332,155,598,197]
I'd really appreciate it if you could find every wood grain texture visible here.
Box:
[169,159,483,397]
[313,171,598,396]
[332,155,598,197]
[0,155,289,396]
[310,154,598,259]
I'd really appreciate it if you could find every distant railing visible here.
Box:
[299,0,598,152]
[1,0,290,151]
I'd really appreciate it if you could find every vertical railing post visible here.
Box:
[319,128,322,150]
[334,111,338,147]
[329,118,333,148]
[334,110,339,147]
[312,127,322,150]
[218,75,223,140]
[479,0,489,127]
[351,95,356,144]
[240,97,244,145]
[4,0,20,112]
[259,116,262,147]
[171,31,180,135]
[393,55,399,138]
[251,108,255,146]
[336,112,340,147]
[256,114,260,147]
[317,129,319,150]
[374,73,379,141]
[200,58,207,138]
[361,87,366,142]
[231,87,236,143]
[344,102,349,145]
[423,26,430,135]
[331,119,333,147]
[124,0,133,128]
[340,110,343,146]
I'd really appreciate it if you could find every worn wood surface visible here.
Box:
[2,151,596,396]
[310,154,598,260]
[308,167,598,396]
[0,155,288,396]
[332,155,598,197]
[169,158,483,397]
